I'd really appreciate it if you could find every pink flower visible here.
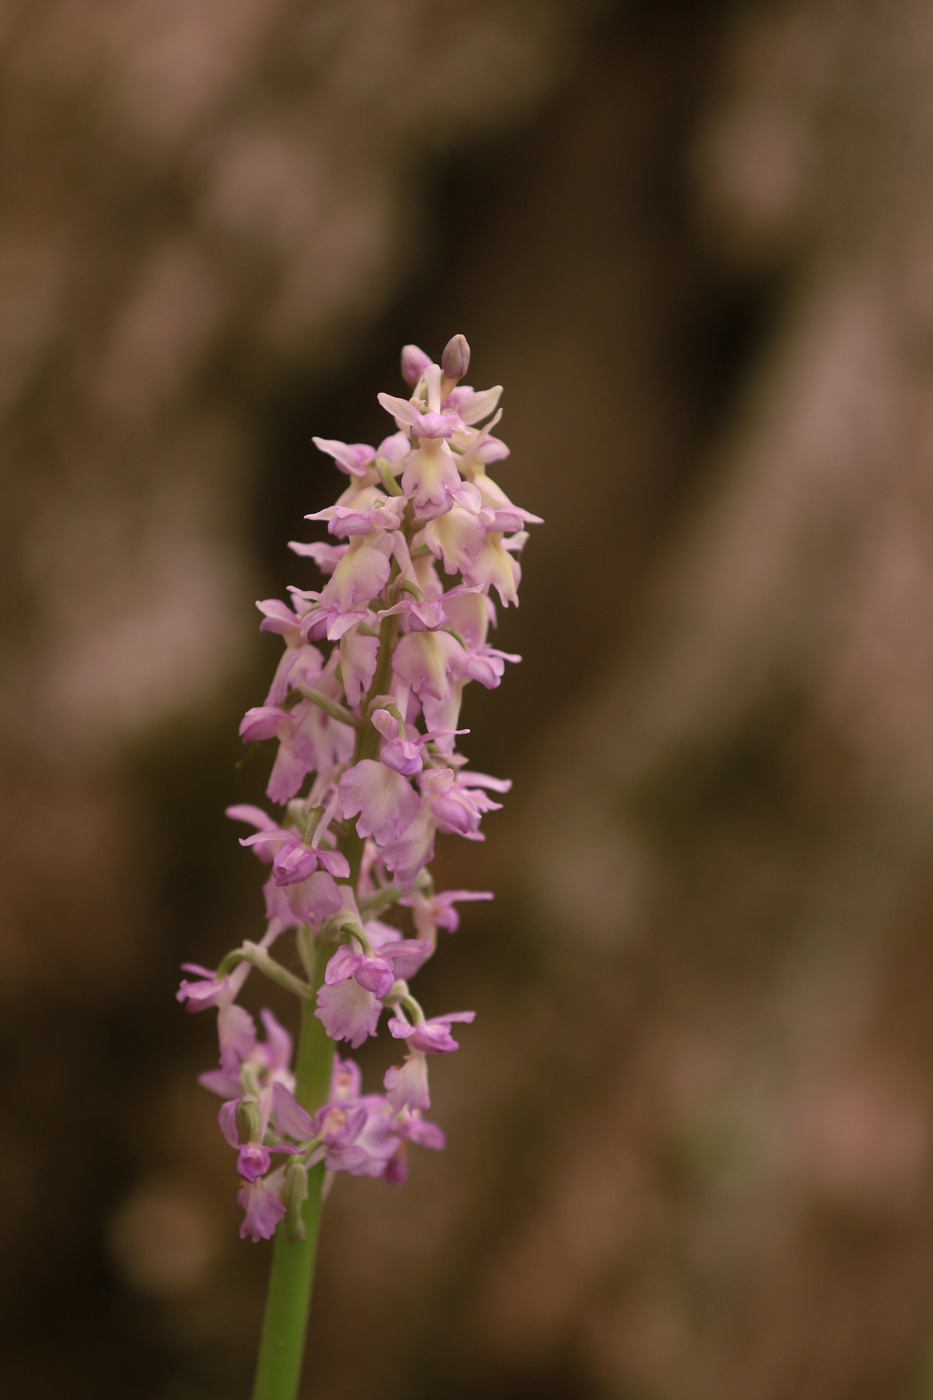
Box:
[380,804,437,888]
[420,767,510,838]
[388,1009,476,1055]
[255,600,325,705]
[238,694,355,805]
[262,867,344,933]
[402,887,494,940]
[461,530,521,605]
[184,335,538,1227]
[230,807,349,885]
[401,438,462,519]
[384,1052,431,1112]
[392,629,466,703]
[218,1093,301,1183]
[371,714,464,776]
[383,1108,446,1184]
[325,941,395,999]
[318,536,393,616]
[308,488,407,538]
[337,759,420,845]
[422,505,486,575]
[177,962,256,1076]
[312,437,375,478]
[315,974,382,1048]
[339,629,379,707]
[237,1169,288,1242]
[384,1010,475,1110]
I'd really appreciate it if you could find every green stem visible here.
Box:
[252,580,404,1397]
[251,944,335,1400]
[359,612,401,761]
[299,687,362,730]
[242,942,311,999]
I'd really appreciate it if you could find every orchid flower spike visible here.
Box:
[180,335,539,1246]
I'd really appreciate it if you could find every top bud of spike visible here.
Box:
[441,333,470,383]
[401,344,432,387]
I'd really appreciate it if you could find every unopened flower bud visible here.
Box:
[287,798,321,838]
[441,333,470,382]
[282,1160,310,1241]
[237,1097,263,1144]
[401,344,431,387]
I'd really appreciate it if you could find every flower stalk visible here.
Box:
[177,335,539,1398]
[251,962,333,1400]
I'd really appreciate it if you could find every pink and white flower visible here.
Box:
[183,335,537,1239]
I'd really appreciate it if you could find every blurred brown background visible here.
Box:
[3,0,933,1397]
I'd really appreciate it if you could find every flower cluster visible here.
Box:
[178,335,538,1241]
